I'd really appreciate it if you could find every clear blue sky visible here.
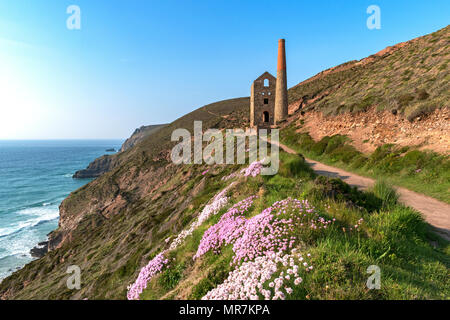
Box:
[0,0,448,139]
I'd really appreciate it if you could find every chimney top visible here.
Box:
[277,39,286,71]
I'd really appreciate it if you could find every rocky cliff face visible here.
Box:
[73,155,117,179]
[72,124,166,179]
[119,124,166,152]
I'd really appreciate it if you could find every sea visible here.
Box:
[0,140,123,281]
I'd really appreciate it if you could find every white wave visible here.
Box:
[0,226,18,237]
[0,207,59,238]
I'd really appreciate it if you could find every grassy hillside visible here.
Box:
[1,26,449,300]
[134,152,448,300]
[287,25,449,121]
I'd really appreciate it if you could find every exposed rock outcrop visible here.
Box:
[73,155,116,179]
[72,124,166,179]
[120,124,166,152]
[30,241,48,258]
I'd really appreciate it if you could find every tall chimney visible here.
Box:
[274,39,288,124]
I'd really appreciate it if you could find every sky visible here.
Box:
[0,0,448,139]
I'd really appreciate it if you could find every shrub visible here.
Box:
[329,145,361,163]
[159,263,185,290]
[402,150,426,168]
[280,156,316,179]
[416,89,429,100]
[369,144,395,164]
[354,94,377,112]
[298,133,316,151]
[407,104,436,122]
[324,135,348,154]
[311,137,331,155]
[372,180,399,209]
[351,155,368,169]
[396,94,414,108]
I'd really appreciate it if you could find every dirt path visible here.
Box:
[275,140,450,241]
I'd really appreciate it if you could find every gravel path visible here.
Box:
[276,140,450,241]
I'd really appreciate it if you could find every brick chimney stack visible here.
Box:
[274,39,288,124]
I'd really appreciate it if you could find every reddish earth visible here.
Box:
[292,107,449,154]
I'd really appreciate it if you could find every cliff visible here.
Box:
[72,124,166,179]
[72,155,117,179]
[119,124,166,152]
[1,26,448,300]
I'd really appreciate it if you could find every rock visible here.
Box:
[105,148,115,152]
[73,155,115,179]
[30,241,49,258]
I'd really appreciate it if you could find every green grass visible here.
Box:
[281,126,450,203]
[371,180,399,209]
[138,152,449,300]
[287,26,449,119]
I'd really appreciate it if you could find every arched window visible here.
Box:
[263,111,269,123]
[264,79,269,87]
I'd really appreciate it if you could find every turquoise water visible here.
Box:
[0,140,123,281]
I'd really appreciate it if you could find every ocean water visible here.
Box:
[0,140,123,281]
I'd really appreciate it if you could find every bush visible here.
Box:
[298,133,316,151]
[351,155,368,169]
[324,135,348,154]
[159,263,185,290]
[354,94,377,112]
[416,89,429,100]
[311,137,331,155]
[407,104,436,122]
[280,156,315,179]
[372,180,399,209]
[369,144,395,164]
[329,145,361,163]
[402,150,426,168]
[396,94,414,108]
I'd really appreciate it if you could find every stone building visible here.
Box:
[250,72,276,128]
[250,39,288,128]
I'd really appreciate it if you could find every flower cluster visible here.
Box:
[232,207,293,265]
[195,197,333,266]
[127,184,238,300]
[168,183,235,251]
[202,249,310,300]
[127,251,169,300]
[194,196,256,259]
[241,160,263,177]
[342,217,364,232]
